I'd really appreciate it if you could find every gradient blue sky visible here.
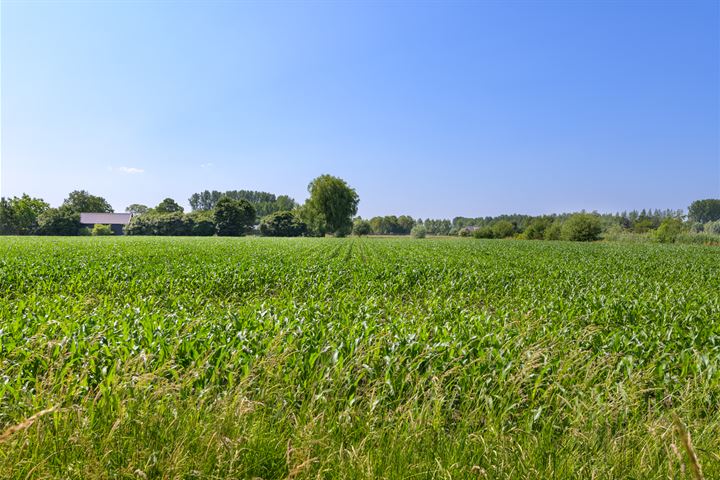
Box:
[1,1,718,218]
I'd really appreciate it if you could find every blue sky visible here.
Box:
[1,1,718,218]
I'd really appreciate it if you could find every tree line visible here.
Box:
[188,190,297,217]
[1,178,719,244]
[0,174,359,238]
[351,202,720,243]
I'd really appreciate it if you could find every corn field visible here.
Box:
[0,237,718,479]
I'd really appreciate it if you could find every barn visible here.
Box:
[80,212,133,235]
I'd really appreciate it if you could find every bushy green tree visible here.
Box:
[38,207,81,235]
[366,215,416,235]
[155,198,184,214]
[0,194,49,234]
[632,217,655,233]
[543,222,562,240]
[492,220,515,238]
[189,190,297,217]
[352,219,371,236]
[561,213,602,241]
[125,212,191,235]
[63,190,113,213]
[654,218,684,243]
[524,217,553,240]
[397,215,416,234]
[274,195,297,212]
[472,226,495,239]
[259,211,307,237]
[214,197,255,236]
[368,216,385,234]
[423,219,452,235]
[0,198,11,235]
[124,216,146,235]
[688,199,720,223]
[303,175,359,236]
[125,204,149,214]
[298,206,326,237]
[186,211,215,236]
[125,212,214,236]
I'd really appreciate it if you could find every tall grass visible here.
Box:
[0,237,718,478]
[676,232,720,246]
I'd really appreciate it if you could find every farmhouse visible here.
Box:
[80,212,133,235]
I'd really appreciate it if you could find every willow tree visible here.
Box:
[302,175,359,237]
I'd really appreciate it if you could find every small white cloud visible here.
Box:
[200,162,214,168]
[117,166,144,174]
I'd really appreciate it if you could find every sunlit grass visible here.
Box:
[1,237,718,478]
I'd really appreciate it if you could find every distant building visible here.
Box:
[80,212,133,235]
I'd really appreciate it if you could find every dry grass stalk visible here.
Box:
[673,415,704,480]
[0,406,57,444]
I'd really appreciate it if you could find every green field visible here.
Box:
[1,237,718,479]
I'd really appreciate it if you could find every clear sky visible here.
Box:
[1,0,718,218]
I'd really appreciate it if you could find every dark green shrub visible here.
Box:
[332,225,351,237]
[472,226,494,239]
[524,217,553,240]
[259,211,307,237]
[653,218,684,243]
[214,197,256,236]
[124,215,151,235]
[125,213,193,236]
[37,207,81,235]
[633,217,655,233]
[544,222,562,240]
[92,224,113,236]
[561,214,602,241]
[186,211,215,236]
[492,220,515,239]
[352,219,372,236]
[411,225,427,238]
[191,218,215,236]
